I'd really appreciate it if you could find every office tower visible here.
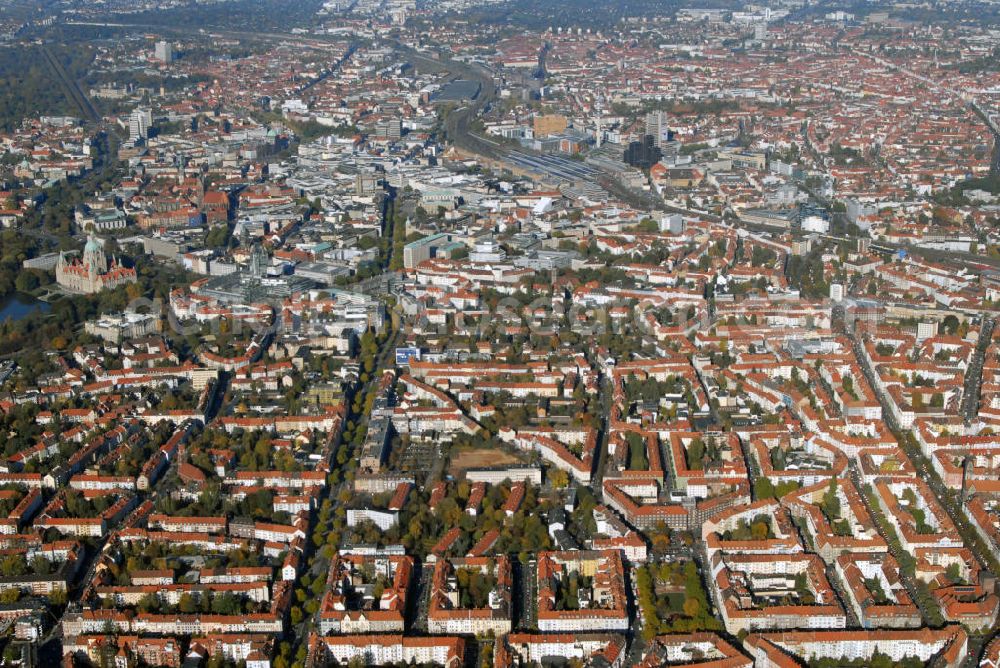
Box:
[645,110,670,146]
[154,41,174,63]
[129,108,152,142]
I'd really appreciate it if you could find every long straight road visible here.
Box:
[589,376,613,498]
[850,327,1000,577]
[961,317,995,420]
[40,45,100,123]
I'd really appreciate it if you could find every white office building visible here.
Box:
[154,41,174,63]
[129,108,152,142]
